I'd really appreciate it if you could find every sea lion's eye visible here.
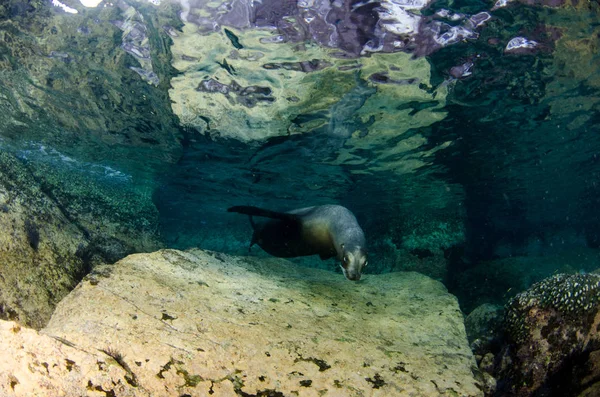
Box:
[364,261,368,267]
[343,256,349,267]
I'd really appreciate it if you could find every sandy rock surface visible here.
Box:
[0,320,138,396]
[2,249,481,396]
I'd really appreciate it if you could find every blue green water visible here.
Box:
[1,0,599,314]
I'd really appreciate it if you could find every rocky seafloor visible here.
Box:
[1,248,481,397]
[4,246,600,396]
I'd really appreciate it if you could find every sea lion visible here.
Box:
[228,204,368,281]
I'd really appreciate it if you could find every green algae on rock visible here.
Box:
[22,159,161,256]
[0,148,162,329]
[465,303,504,348]
[0,152,88,329]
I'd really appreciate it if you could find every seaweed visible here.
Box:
[365,373,385,389]
[101,347,138,387]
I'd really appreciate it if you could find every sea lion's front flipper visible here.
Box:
[249,229,259,251]
[228,206,300,222]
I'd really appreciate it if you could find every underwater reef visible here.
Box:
[470,273,600,396]
[1,249,481,396]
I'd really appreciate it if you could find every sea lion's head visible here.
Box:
[340,245,368,281]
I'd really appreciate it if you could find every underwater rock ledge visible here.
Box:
[0,152,161,329]
[0,152,88,329]
[1,249,481,396]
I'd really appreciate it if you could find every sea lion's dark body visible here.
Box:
[228,205,367,281]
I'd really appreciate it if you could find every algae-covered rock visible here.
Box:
[366,238,450,281]
[495,273,600,396]
[23,158,161,255]
[0,152,87,328]
[465,303,504,348]
[399,213,465,253]
[0,150,161,329]
[26,248,484,397]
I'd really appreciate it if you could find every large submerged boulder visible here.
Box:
[1,249,482,396]
[491,273,600,396]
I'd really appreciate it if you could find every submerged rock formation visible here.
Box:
[0,150,162,329]
[490,273,600,396]
[0,152,87,328]
[1,249,482,396]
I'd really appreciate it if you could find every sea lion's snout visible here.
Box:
[341,248,368,281]
[345,271,361,281]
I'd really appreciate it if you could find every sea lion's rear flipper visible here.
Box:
[228,206,300,222]
[229,206,301,251]
[249,227,258,252]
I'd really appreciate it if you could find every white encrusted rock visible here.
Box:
[3,249,482,396]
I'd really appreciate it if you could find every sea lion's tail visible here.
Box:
[227,206,298,221]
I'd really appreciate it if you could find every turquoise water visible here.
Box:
[1,0,599,344]
[1,0,599,303]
